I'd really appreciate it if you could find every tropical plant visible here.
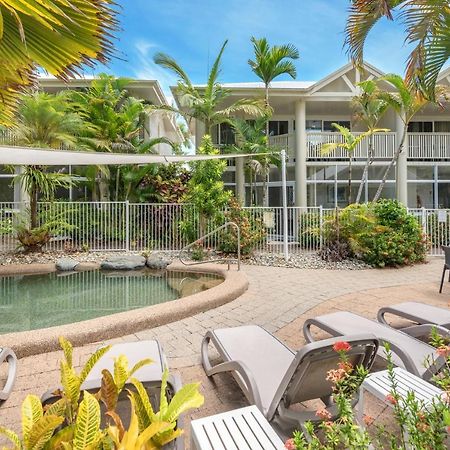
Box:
[229,116,280,206]
[154,40,265,134]
[0,337,204,449]
[321,123,388,205]
[352,80,390,203]
[345,0,450,100]
[248,37,299,137]
[0,0,118,125]
[185,135,231,235]
[372,74,433,202]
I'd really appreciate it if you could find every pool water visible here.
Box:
[0,269,222,334]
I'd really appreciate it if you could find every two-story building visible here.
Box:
[179,61,450,209]
[0,77,183,202]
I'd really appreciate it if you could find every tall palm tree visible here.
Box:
[0,0,118,124]
[372,74,433,202]
[248,37,299,137]
[154,40,265,135]
[321,123,388,205]
[230,117,281,205]
[14,91,84,229]
[345,0,449,100]
[352,80,389,203]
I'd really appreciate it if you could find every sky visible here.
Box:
[94,0,418,99]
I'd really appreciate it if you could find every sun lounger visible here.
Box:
[378,301,450,332]
[303,311,450,381]
[0,347,17,402]
[201,325,378,434]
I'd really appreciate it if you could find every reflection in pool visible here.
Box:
[0,269,222,334]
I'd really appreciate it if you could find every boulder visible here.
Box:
[56,258,79,272]
[100,255,146,271]
[146,255,170,270]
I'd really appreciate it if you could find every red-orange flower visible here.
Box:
[385,394,397,405]
[316,408,332,420]
[436,346,450,358]
[363,415,374,426]
[285,438,296,450]
[333,341,352,352]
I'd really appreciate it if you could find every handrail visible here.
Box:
[178,222,241,271]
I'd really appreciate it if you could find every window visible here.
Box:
[268,121,288,136]
[434,121,450,132]
[408,121,433,132]
[306,120,322,131]
[323,121,351,132]
[219,122,235,145]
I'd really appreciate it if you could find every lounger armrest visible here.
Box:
[0,348,17,401]
[377,307,392,325]
[401,324,450,339]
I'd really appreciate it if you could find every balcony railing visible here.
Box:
[408,133,450,160]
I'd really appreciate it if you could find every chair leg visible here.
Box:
[440,267,447,293]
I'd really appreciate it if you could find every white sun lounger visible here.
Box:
[0,348,17,402]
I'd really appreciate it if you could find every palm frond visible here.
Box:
[153,52,193,89]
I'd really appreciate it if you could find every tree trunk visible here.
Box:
[348,157,352,205]
[356,134,374,204]
[99,171,110,202]
[373,128,407,202]
[115,167,120,201]
[265,85,270,139]
[30,180,38,230]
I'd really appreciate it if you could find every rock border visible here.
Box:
[0,262,248,358]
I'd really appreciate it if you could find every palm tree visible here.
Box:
[248,37,299,137]
[154,40,265,135]
[372,74,432,202]
[345,0,449,100]
[321,124,388,205]
[230,117,280,205]
[0,0,118,124]
[351,80,389,203]
[14,91,84,230]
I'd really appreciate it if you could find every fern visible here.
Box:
[128,359,153,379]
[72,392,101,450]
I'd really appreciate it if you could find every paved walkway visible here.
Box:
[0,258,447,447]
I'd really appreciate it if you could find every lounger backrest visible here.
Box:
[267,334,378,420]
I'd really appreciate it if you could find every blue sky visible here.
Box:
[96,0,416,97]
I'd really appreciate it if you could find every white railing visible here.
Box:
[0,201,448,258]
[269,133,296,157]
[408,133,450,160]
[307,132,396,160]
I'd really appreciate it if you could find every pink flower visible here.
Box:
[316,408,332,420]
[440,391,450,403]
[338,361,353,373]
[385,394,397,405]
[284,438,296,450]
[333,341,352,352]
[326,368,347,383]
[436,346,450,358]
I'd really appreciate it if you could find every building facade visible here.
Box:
[0,77,182,202]
[183,62,450,209]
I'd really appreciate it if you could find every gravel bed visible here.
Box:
[0,249,371,270]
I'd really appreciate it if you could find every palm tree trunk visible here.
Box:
[265,85,270,138]
[356,134,374,204]
[348,157,352,205]
[115,167,120,201]
[373,129,407,202]
[30,180,38,230]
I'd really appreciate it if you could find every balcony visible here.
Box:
[268,132,450,161]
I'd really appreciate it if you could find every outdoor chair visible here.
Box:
[378,301,450,331]
[303,311,450,381]
[0,347,17,402]
[42,340,183,450]
[440,245,450,293]
[201,325,378,436]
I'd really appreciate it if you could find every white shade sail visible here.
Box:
[0,145,263,166]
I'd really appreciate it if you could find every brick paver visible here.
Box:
[0,258,447,448]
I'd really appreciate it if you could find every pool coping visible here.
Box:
[1,262,248,358]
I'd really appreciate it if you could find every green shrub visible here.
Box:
[219,197,266,255]
[321,200,427,267]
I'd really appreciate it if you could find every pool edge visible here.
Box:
[1,262,248,358]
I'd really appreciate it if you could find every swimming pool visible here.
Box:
[0,269,222,334]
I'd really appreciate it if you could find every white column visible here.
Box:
[235,157,246,204]
[396,112,408,206]
[13,166,28,203]
[295,100,307,207]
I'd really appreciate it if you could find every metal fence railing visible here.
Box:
[0,202,448,257]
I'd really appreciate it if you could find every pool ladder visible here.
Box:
[178,222,241,271]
